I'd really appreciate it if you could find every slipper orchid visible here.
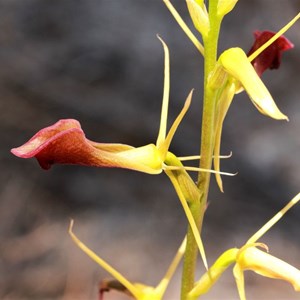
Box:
[11,37,231,178]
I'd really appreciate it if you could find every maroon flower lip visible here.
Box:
[247,30,294,77]
[10,119,140,171]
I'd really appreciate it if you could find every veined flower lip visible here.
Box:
[11,119,83,159]
[11,119,162,173]
[11,119,107,170]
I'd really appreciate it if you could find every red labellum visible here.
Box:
[11,119,134,170]
[248,31,294,76]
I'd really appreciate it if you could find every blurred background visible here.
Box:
[1,0,300,299]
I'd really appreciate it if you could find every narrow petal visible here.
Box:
[247,193,300,245]
[165,166,208,271]
[160,90,193,159]
[233,262,246,300]
[154,237,187,296]
[156,36,170,149]
[163,0,204,55]
[69,220,143,300]
[213,80,236,192]
[219,47,288,120]
[248,13,300,65]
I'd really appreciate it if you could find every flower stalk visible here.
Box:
[180,0,223,298]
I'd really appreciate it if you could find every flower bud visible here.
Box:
[217,0,239,18]
[186,0,209,37]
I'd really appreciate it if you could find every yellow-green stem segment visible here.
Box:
[181,1,222,299]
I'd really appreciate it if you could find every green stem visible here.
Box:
[198,0,221,193]
[197,0,222,226]
[181,1,222,299]
[180,199,201,299]
[197,0,222,275]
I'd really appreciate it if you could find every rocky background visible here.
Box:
[1,1,300,299]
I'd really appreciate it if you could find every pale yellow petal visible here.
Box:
[155,237,187,296]
[237,247,300,291]
[213,80,236,192]
[156,36,170,149]
[233,263,246,300]
[163,0,204,55]
[247,193,300,244]
[159,90,193,160]
[116,144,163,174]
[249,13,300,63]
[219,47,288,120]
[165,168,208,270]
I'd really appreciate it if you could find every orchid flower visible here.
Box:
[11,37,232,178]
[211,13,298,191]
[69,220,187,300]
[187,193,300,300]
[164,1,299,191]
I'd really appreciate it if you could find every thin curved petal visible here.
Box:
[213,80,236,192]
